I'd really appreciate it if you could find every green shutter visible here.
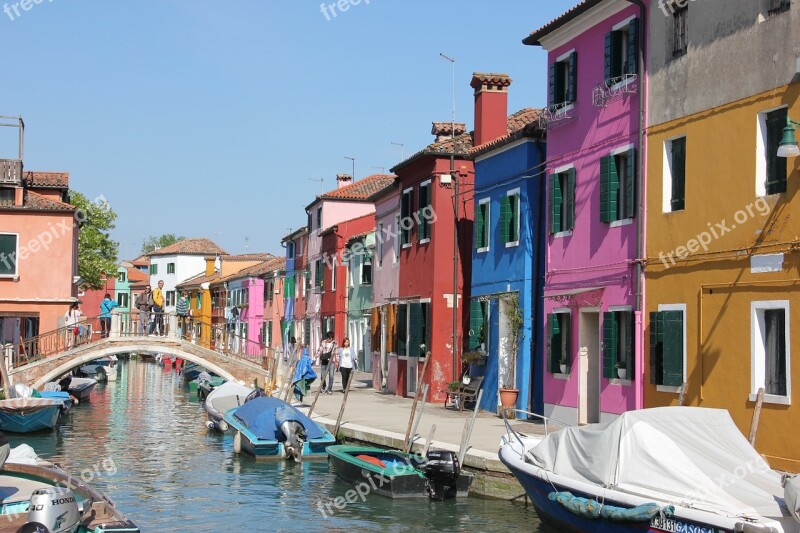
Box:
[304,318,310,345]
[600,156,612,223]
[550,174,562,234]
[499,195,511,244]
[509,194,519,243]
[548,314,561,373]
[475,203,485,249]
[623,311,635,377]
[419,186,429,240]
[468,300,484,351]
[566,169,576,231]
[567,52,577,103]
[284,276,295,298]
[409,302,424,357]
[766,109,788,195]
[397,304,408,356]
[548,63,556,107]
[604,31,613,82]
[662,311,684,386]
[563,314,572,373]
[625,148,636,219]
[603,312,618,379]
[671,138,686,211]
[649,312,661,385]
[626,18,639,75]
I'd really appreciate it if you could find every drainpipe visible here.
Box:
[626,0,646,410]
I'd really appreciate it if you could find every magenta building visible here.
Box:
[525,0,648,425]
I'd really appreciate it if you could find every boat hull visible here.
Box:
[0,402,61,433]
[67,379,97,403]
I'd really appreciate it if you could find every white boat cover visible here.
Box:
[7,444,41,465]
[529,407,788,520]
[206,381,254,414]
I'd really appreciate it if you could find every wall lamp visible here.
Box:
[778,116,800,158]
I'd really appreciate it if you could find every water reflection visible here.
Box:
[7,359,545,532]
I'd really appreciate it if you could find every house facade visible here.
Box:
[258,257,286,354]
[526,0,648,425]
[346,230,376,373]
[645,0,800,471]
[469,73,547,415]
[281,227,308,349]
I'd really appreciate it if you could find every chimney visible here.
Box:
[471,72,512,147]
[336,174,353,189]
[431,122,467,143]
[205,256,216,277]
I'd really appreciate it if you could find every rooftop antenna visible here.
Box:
[391,141,405,161]
[308,177,325,194]
[244,236,250,253]
[371,165,386,175]
[0,115,24,161]
[344,156,356,180]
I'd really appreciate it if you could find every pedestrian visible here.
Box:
[286,336,297,363]
[150,280,165,336]
[64,302,82,349]
[137,286,152,336]
[99,293,118,338]
[176,290,191,339]
[316,331,337,395]
[334,337,358,393]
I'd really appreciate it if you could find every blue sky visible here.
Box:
[1,0,576,259]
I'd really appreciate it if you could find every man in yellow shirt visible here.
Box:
[150,280,165,336]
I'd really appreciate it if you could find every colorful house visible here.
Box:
[281,227,308,349]
[390,121,475,400]
[345,230,376,374]
[468,72,547,415]
[258,257,286,353]
[525,0,647,425]
[645,0,800,471]
[0,164,79,348]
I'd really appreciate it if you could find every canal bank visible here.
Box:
[294,371,562,500]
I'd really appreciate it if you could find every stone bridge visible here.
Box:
[7,335,271,390]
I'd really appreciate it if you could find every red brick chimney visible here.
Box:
[336,174,353,189]
[471,72,512,147]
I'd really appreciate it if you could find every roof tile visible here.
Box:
[147,238,228,257]
[23,171,69,189]
[318,174,396,202]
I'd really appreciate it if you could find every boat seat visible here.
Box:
[443,376,484,412]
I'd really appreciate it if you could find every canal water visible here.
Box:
[9,358,549,532]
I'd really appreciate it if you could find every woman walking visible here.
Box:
[99,293,118,338]
[335,337,358,393]
[64,302,82,349]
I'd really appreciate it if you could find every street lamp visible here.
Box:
[777,116,800,158]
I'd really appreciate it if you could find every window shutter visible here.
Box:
[766,109,788,195]
[626,18,639,75]
[419,186,429,240]
[662,311,684,386]
[600,156,612,223]
[566,168,576,231]
[549,63,556,107]
[608,156,620,222]
[500,195,511,244]
[397,304,408,356]
[468,300,484,351]
[625,148,637,219]
[409,302,424,357]
[602,312,618,379]
[509,194,519,243]
[671,138,686,211]
[475,204,485,249]
[304,318,310,345]
[567,52,578,103]
[624,311,635,376]
[548,314,561,373]
[550,174,562,234]
[563,314,572,374]
[649,312,661,385]
[604,31,613,82]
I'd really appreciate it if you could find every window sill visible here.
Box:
[402,244,412,250]
[419,239,430,245]
[505,241,520,248]
[550,102,575,115]
[606,76,636,92]
[609,218,634,228]
[477,247,490,254]
[664,207,685,214]
[609,378,633,387]
[750,393,791,406]
[0,274,19,280]
[553,231,573,239]
[552,373,570,380]
[656,385,681,394]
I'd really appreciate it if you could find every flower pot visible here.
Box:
[499,388,519,408]
[559,363,567,374]
[617,368,627,380]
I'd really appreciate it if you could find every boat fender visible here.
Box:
[548,492,673,522]
[234,431,242,454]
[206,421,215,430]
[219,420,229,432]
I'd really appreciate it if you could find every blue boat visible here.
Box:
[37,391,74,414]
[224,397,335,461]
[0,398,62,433]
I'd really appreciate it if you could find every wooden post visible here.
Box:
[403,352,431,451]
[307,363,327,417]
[282,349,302,402]
[333,369,355,438]
[405,385,428,453]
[422,425,436,457]
[458,389,483,466]
[678,382,687,406]
[749,387,765,446]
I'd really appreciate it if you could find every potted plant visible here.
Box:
[447,381,461,392]
[616,360,627,380]
[462,350,487,366]
[499,295,524,413]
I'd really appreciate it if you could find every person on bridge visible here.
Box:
[65,302,82,349]
[150,280,165,336]
[176,291,191,339]
[99,293,118,338]
[137,286,153,336]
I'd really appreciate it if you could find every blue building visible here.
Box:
[468,80,546,415]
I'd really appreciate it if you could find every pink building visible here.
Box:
[525,0,648,425]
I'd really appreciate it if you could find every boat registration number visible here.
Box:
[649,516,723,533]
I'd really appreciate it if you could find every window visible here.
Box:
[304,318,311,346]
[475,200,490,251]
[377,223,384,268]
[323,316,335,338]
[167,263,175,274]
[672,4,688,57]
[401,188,413,246]
[195,292,202,309]
[407,302,430,358]
[397,304,407,356]
[287,242,295,260]
[117,293,129,308]
[361,251,373,285]
[752,302,790,403]
[600,148,636,223]
[769,0,790,16]
[0,233,18,276]
[117,271,127,283]
[304,266,311,295]
[264,280,273,302]
[550,169,575,234]
[264,320,273,346]
[393,214,401,261]
[468,300,489,351]
[150,264,158,275]
[649,310,684,386]
[284,275,295,299]
[548,313,572,374]
[603,311,634,379]
[331,261,336,292]
[166,291,176,307]
[418,181,431,242]
[664,137,686,212]
[501,191,521,246]
[316,207,323,233]
[0,189,13,206]
[762,108,788,195]
[315,260,324,289]
[605,18,638,81]
[295,274,301,299]
[548,51,577,108]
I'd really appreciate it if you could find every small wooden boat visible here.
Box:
[224,397,334,461]
[37,390,75,415]
[326,446,472,500]
[0,398,62,433]
[196,374,226,401]
[204,381,253,431]
[78,356,118,382]
[181,362,206,382]
[65,377,97,403]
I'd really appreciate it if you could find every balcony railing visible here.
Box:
[0,159,22,185]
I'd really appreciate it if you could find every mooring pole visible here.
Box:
[403,352,431,451]
[749,387,765,446]
[458,389,483,466]
[333,370,356,438]
[405,384,428,453]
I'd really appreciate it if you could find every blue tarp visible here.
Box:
[548,492,673,522]
[233,397,325,441]
[292,348,317,400]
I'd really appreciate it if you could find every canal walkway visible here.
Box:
[292,371,565,499]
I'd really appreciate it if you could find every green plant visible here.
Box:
[0,389,5,400]
[462,351,487,365]
[615,360,626,369]
[502,294,524,389]
[447,381,461,391]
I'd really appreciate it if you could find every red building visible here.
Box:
[319,214,376,344]
[390,122,475,401]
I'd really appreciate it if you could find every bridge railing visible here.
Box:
[9,315,104,368]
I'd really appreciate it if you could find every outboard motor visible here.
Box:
[243,389,266,404]
[279,420,307,462]
[422,450,460,501]
[25,487,80,533]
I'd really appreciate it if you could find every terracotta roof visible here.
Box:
[147,238,228,257]
[471,108,545,157]
[221,253,273,262]
[523,0,603,46]
[282,226,308,243]
[176,270,219,289]
[126,267,149,284]
[470,73,513,90]
[315,174,396,203]
[16,190,76,212]
[130,255,150,267]
[23,171,69,189]
[431,122,467,137]
[391,131,474,173]
[223,257,287,281]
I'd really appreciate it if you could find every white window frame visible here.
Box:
[552,48,576,113]
[608,17,637,91]
[751,300,791,405]
[610,144,635,228]
[656,303,687,394]
[477,198,491,253]
[376,222,384,270]
[552,307,572,380]
[0,232,20,278]
[505,188,521,248]
[117,293,129,308]
[331,261,336,293]
[317,206,323,234]
[608,305,634,386]
[553,164,575,239]
[663,135,686,213]
[755,105,788,198]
